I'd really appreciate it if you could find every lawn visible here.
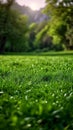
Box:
[0,52,73,130]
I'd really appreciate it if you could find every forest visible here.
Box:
[0,0,73,53]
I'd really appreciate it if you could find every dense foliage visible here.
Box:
[0,0,14,52]
[0,52,73,129]
[45,0,73,50]
[0,0,28,53]
[0,0,73,52]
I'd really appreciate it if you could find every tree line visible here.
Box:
[0,0,73,53]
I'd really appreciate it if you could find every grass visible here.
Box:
[0,52,73,130]
[4,50,73,56]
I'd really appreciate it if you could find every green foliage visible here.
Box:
[5,12,28,52]
[48,18,66,45]
[0,0,15,52]
[0,0,73,52]
[0,53,73,129]
[45,0,73,50]
[34,24,53,50]
[0,1,29,52]
[29,23,37,31]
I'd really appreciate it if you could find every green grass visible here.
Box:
[0,52,73,130]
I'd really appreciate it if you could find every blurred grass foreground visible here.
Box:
[0,51,73,130]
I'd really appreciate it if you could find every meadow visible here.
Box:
[0,52,73,130]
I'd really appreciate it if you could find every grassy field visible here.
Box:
[0,52,73,130]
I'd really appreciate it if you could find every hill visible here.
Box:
[12,2,48,23]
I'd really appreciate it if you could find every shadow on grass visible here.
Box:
[1,51,73,56]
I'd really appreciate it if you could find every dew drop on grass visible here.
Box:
[64,93,67,97]
[26,124,31,128]
[66,92,73,100]
[52,93,55,97]
[24,117,31,121]
[53,102,56,105]
[0,106,2,110]
[61,89,63,92]
[60,107,63,110]
[28,81,32,85]
[56,101,59,104]
[42,100,48,104]
[37,119,42,124]
[52,109,62,115]
[69,92,73,96]
[15,90,19,94]
[0,91,4,95]
[35,99,38,102]
[32,64,34,68]
[26,89,31,93]
[56,96,58,99]
[39,128,43,130]
[10,96,14,99]
[25,95,28,100]
[45,84,48,87]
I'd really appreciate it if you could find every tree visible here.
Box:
[45,0,73,49]
[0,0,15,53]
[34,23,53,51]
[28,23,37,51]
[6,12,28,52]
[0,0,29,52]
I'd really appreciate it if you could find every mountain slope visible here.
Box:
[11,2,48,23]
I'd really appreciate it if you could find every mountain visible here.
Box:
[11,2,48,23]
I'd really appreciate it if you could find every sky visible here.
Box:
[16,0,46,10]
